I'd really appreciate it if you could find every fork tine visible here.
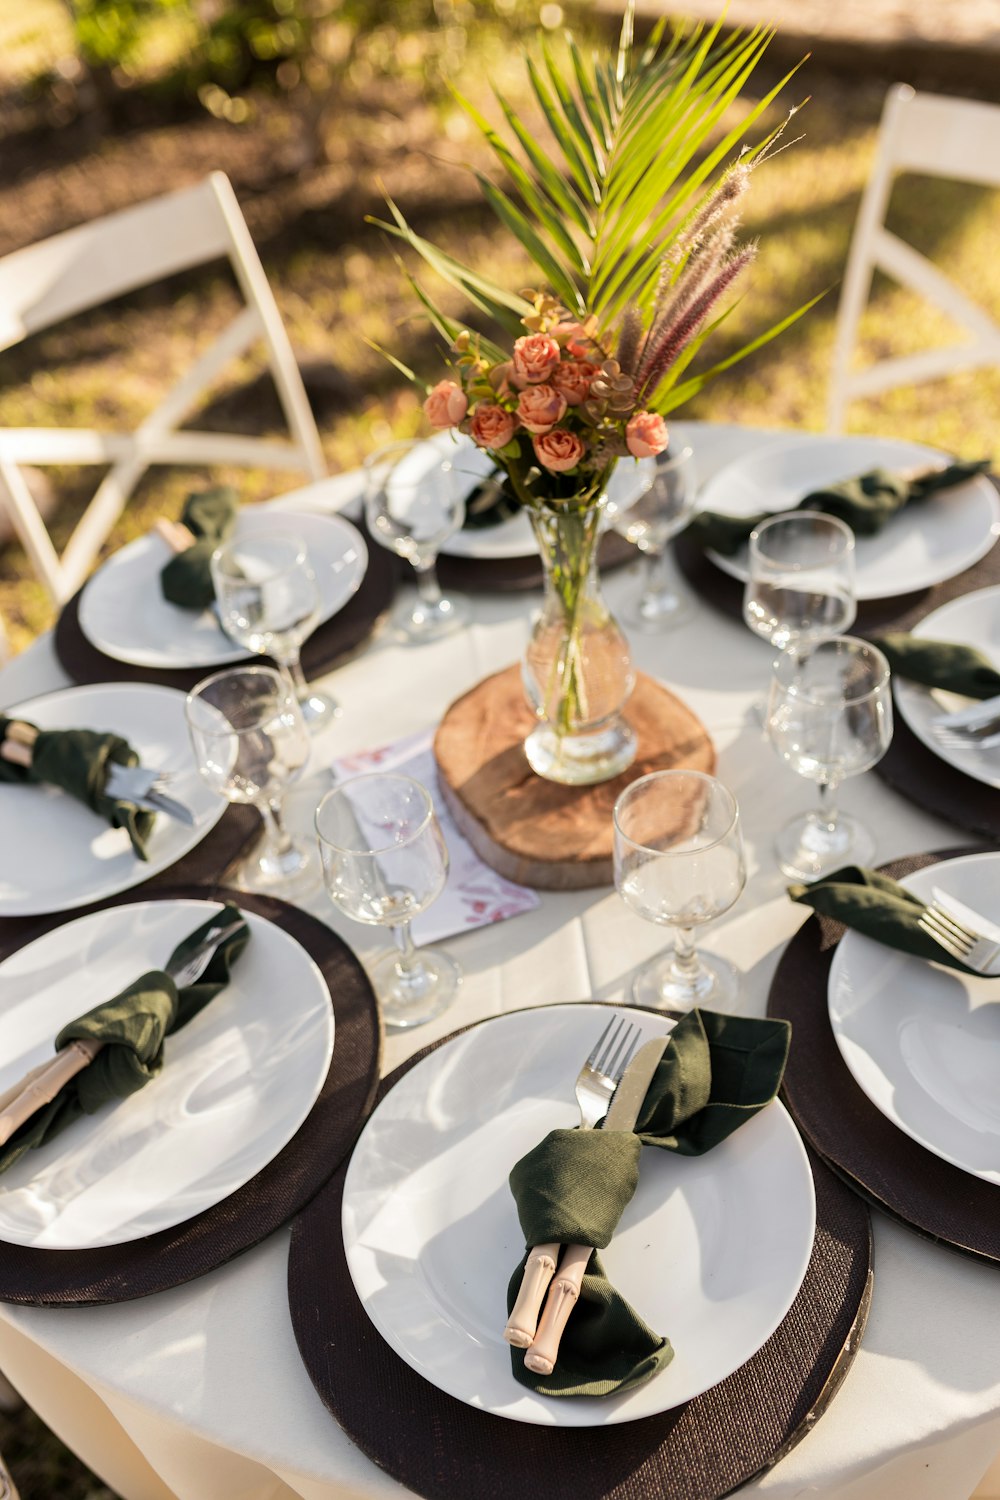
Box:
[598,1019,634,1080]
[613,1026,640,1081]
[926,904,976,947]
[586,1015,618,1068]
[918,913,972,960]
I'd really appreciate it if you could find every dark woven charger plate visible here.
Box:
[288,1009,872,1500]
[767,849,1000,1265]
[54,534,398,693]
[0,882,382,1305]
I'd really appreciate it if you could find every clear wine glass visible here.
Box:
[613,769,747,1012]
[315,772,461,1029]
[185,665,318,898]
[766,635,893,880]
[211,532,338,733]
[363,440,469,642]
[613,446,697,631]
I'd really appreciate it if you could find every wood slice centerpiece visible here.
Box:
[433,665,715,890]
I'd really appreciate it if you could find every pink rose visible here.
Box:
[533,428,586,473]
[423,379,468,429]
[551,359,598,406]
[516,383,567,434]
[488,361,516,398]
[470,403,517,450]
[551,322,593,358]
[512,333,560,385]
[626,410,669,459]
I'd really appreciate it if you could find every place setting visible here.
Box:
[56,486,397,694]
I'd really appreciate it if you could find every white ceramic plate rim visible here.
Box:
[697,435,1000,601]
[389,433,654,560]
[0,683,225,918]
[827,852,1000,1183]
[0,898,335,1247]
[893,584,1000,790]
[342,1003,816,1427]
[78,509,368,669]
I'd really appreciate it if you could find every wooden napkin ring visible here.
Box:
[523,1243,593,1375]
[504,1242,560,1348]
[154,518,197,554]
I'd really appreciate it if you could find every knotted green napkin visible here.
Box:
[789,865,976,974]
[160,487,239,610]
[0,904,250,1175]
[506,1008,791,1398]
[872,633,1000,700]
[0,716,155,860]
[687,459,991,557]
[462,468,522,530]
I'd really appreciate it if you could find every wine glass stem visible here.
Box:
[414,559,442,606]
[278,652,310,699]
[669,925,703,984]
[813,780,839,837]
[641,543,669,602]
[391,919,421,976]
[257,796,293,860]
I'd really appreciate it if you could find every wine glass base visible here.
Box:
[297,688,340,732]
[238,835,321,900]
[624,589,693,633]
[370,946,462,1030]
[630,947,742,1014]
[775,810,874,882]
[394,593,469,643]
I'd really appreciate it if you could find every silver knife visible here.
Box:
[932,691,1000,730]
[522,1028,676,1375]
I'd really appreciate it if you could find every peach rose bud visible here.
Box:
[551,360,598,406]
[470,403,517,450]
[423,379,468,429]
[626,410,669,459]
[512,333,561,385]
[533,428,586,473]
[516,384,567,435]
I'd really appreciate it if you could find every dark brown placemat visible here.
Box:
[54,537,397,693]
[438,529,636,594]
[0,883,382,1305]
[288,1011,872,1500]
[876,705,1000,842]
[767,848,1000,1265]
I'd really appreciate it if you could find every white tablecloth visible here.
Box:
[0,422,998,1500]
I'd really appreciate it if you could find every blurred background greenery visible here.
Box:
[0,0,996,660]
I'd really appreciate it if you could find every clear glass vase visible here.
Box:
[522,498,637,785]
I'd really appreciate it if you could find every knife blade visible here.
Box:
[523,1026,676,1375]
[932,691,1000,730]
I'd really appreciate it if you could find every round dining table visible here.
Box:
[0,420,997,1500]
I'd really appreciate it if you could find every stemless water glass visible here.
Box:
[315,772,461,1029]
[613,446,697,631]
[613,769,747,1011]
[363,440,469,642]
[766,635,893,880]
[185,665,318,897]
[211,531,337,732]
[743,511,857,652]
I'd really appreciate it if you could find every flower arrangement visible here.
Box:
[371,4,815,783]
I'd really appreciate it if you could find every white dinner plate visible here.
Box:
[828,852,1000,1185]
[0,898,334,1247]
[391,433,655,561]
[0,683,225,918]
[893,585,1000,790]
[342,1004,816,1427]
[697,435,1000,601]
[78,509,368,669]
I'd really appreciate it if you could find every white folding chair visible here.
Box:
[828,83,1000,433]
[0,1449,16,1499]
[0,171,326,603]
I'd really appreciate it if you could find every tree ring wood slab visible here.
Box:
[433,666,716,889]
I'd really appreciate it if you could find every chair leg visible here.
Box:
[0,1447,19,1500]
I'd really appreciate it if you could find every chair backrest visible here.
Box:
[827,84,1000,432]
[0,172,326,604]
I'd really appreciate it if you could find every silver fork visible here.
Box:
[105,763,196,826]
[916,900,1000,975]
[166,913,246,987]
[503,1012,640,1348]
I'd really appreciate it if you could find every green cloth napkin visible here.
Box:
[506,1008,791,1398]
[159,487,239,610]
[873,633,1000,700]
[0,716,155,860]
[0,904,250,1176]
[789,864,976,974]
[462,468,522,530]
[687,459,991,557]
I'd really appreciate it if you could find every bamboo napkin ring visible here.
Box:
[153,518,197,554]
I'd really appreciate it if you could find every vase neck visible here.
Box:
[527,501,605,593]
